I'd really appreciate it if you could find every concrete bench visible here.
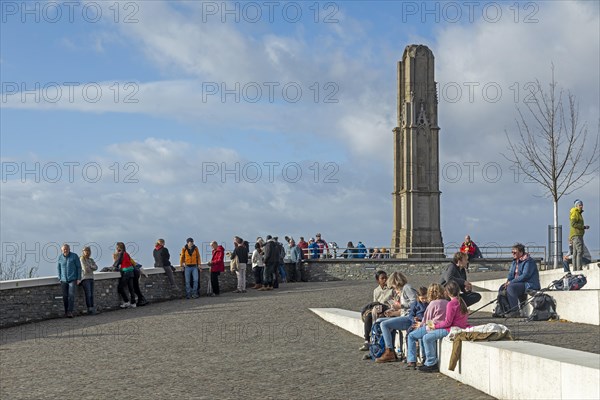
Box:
[471,263,599,291]
[310,307,600,400]
[473,289,599,325]
[471,263,600,325]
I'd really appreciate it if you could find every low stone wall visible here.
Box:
[0,259,515,328]
[305,258,515,281]
[0,266,248,328]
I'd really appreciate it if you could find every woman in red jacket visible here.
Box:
[207,241,225,296]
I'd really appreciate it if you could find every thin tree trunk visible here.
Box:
[553,200,559,270]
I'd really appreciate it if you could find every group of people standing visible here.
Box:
[153,238,224,298]
[57,241,149,317]
[56,233,312,317]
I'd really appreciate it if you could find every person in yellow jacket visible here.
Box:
[569,200,590,271]
[180,238,202,299]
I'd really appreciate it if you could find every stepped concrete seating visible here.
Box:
[310,307,600,400]
[471,263,600,325]
[471,263,599,291]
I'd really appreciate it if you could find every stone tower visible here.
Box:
[391,45,444,258]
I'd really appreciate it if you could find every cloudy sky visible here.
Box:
[1,0,598,277]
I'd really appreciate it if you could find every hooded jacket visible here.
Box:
[210,245,225,273]
[180,245,201,266]
[569,206,585,239]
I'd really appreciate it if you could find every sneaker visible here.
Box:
[361,353,371,360]
[405,362,417,370]
[66,312,74,318]
[130,303,137,308]
[120,302,130,309]
[359,343,369,351]
[418,364,439,373]
[191,295,199,299]
[241,290,247,293]
[232,289,241,293]
[137,299,149,306]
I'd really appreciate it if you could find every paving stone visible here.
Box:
[1,272,594,399]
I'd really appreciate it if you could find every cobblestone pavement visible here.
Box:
[1,272,597,399]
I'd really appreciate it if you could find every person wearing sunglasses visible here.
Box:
[499,243,541,317]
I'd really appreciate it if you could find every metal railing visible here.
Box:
[303,245,547,261]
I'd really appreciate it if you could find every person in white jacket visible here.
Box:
[251,242,265,289]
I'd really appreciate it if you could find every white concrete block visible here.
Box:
[311,308,600,400]
[440,339,600,400]
[472,263,599,291]
[309,308,363,337]
[472,289,599,325]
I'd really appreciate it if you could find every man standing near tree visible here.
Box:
[570,199,590,271]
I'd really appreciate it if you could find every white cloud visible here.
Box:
[2,1,599,279]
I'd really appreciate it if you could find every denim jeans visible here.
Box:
[80,279,94,309]
[408,326,447,365]
[379,316,413,350]
[184,266,199,298]
[61,281,77,313]
[407,326,426,363]
[422,328,449,366]
[506,282,527,310]
[278,264,287,282]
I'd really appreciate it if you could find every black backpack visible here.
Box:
[492,290,512,317]
[528,293,558,321]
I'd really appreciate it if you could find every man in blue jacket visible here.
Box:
[500,243,540,317]
[57,243,82,318]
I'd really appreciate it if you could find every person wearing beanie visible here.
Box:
[569,199,590,271]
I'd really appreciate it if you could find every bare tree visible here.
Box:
[0,253,39,281]
[504,66,599,269]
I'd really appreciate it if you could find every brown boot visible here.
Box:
[375,348,397,363]
[254,284,263,289]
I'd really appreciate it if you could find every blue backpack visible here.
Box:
[369,320,396,360]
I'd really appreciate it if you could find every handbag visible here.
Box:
[230,255,239,272]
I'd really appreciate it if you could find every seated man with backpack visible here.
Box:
[497,243,540,317]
